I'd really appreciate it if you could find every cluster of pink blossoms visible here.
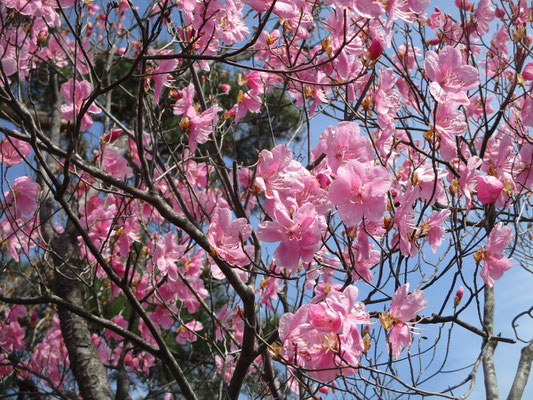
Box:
[278,285,368,382]
[279,282,428,380]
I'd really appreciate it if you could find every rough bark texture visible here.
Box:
[51,225,114,400]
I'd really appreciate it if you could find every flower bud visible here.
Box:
[522,61,533,81]
[219,84,231,93]
[495,7,505,19]
[368,37,384,61]
[454,286,464,308]
[455,0,471,11]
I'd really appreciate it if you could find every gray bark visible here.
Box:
[507,340,533,400]
[483,287,499,400]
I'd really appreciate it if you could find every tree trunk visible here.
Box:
[51,223,114,400]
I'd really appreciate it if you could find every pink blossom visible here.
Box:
[0,217,34,261]
[182,105,221,153]
[459,156,482,211]
[61,79,102,131]
[176,321,203,344]
[101,128,123,144]
[479,222,513,287]
[392,189,417,257]
[521,91,533,127]
[148,232,185,280]
[217,0,249,44]
[523,61,533,81]
[104,315,128,340]
[421,209,451,253]
[28,317,69,387]
[408,0,429,13]
[0,136,31,166]
[257,202,321,271]
[255,145,305,198]
[390,284,428,321]
[152,57,178,100]
[350,227,381,283]
[329,160,391,226]
[424,46,480,105]
[151,305,177,330]
[173,83,197,118]
[208,207,252,266]
[375,68,402,130]
[319,121,374,174]
[279,286,368,382]
[516,143,533,188]
[386,284,427,359]
[475,0,495,36]
[258,275,281,310]
[353,0,386,19]
[475,175,504,204]
[215,354,236,383]
[3,176,40,216]
[101,146,133,179]
[243,0,299,19]
[231,91,262,123]
[0,320,25,352]
[389,321,412,359]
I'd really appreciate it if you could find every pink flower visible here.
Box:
[3,176,40,216]
[390,284,427,321]
[151,57,178,100]
[61,79,101,131]
[523,61,533,81]
[475,175,504,204]
[231,90,262,123]
[329,160,391,226]
[319,121,374,174]
[424,46,480,105]
[257,202,321,271]
[374,68,402,130]
[182,105,221,153]
[101,147,133,179]
[350,227,381,283]
[367,36,385,60]
[0,136,31,166]
[475,0,495,36]
[208,207,252,267]
[478,223,513,287]
[459,156,482,211]
[216,0,249,45]
[408,0,429,13]
[149,232,185,280]
[353,0,386,19]
[392,189,418,257]
[104,315,128,340]
[255,145,304,198]
[219,83,231,93]
[420,209,451,253]
[278,286,368,382]
[173,83,197,118]
[521,91,533,127]
[176,321,203,344]
[384,284,428,359]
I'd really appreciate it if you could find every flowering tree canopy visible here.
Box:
[0,0,532,399]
